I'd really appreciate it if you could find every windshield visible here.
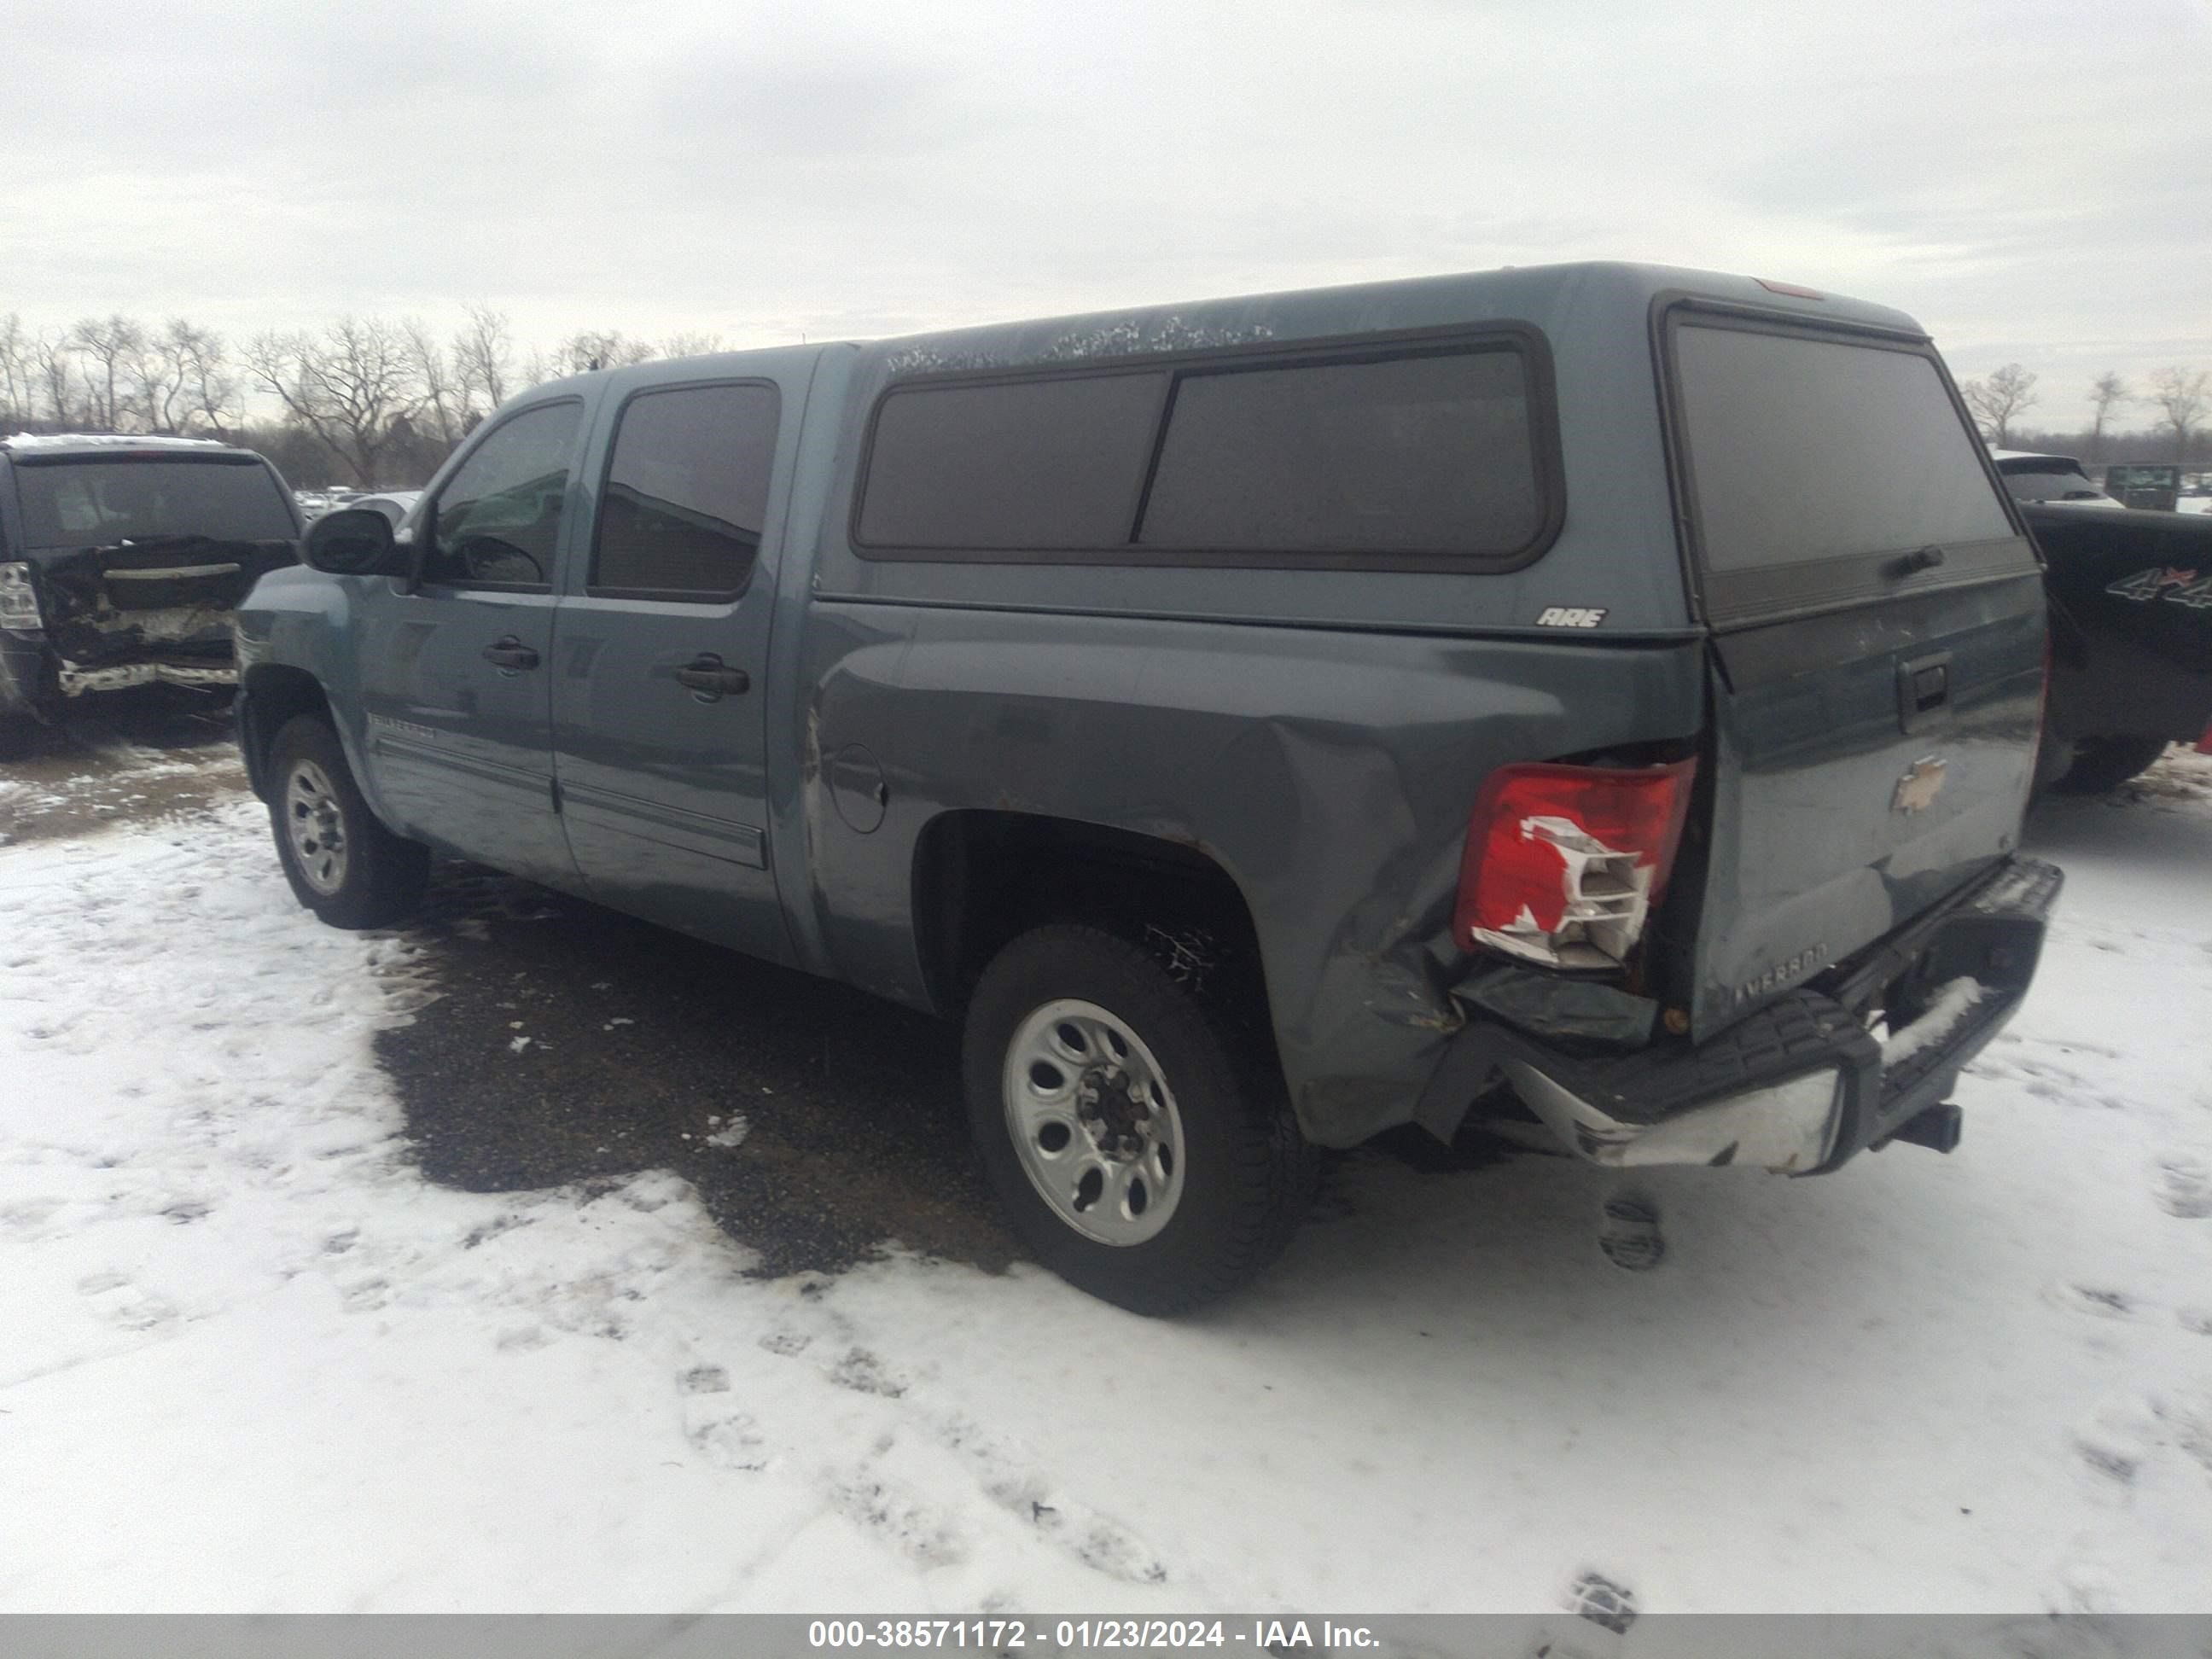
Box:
[1998,466,2110,504]
[13,456,297,548]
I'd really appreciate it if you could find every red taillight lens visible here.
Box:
[1454,760,1696,969]
[2197,718,2211,756]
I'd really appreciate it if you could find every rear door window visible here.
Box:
[1668,318,2028,620]
[14,457,296,548]
[591,382,781,598]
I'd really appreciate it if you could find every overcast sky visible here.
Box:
[3,0,2207,427]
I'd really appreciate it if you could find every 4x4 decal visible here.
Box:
[2105,566,2212,608]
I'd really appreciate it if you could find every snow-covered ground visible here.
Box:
[2,756,2210,1615]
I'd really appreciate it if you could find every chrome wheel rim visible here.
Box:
[284,760,349,896]
[1002,998,1185,1246]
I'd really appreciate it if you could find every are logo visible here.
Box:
[1534,606,1608,628]
[2106,567,2212,608]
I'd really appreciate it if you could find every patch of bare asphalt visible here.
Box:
[375,861,1023,1281]
[0,687,248,845]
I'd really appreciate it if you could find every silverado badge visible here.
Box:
[1893,756,1948,814]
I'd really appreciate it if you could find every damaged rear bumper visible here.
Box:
[55,657,238,696]
[1415,855,2063,1173]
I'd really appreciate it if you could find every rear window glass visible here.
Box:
[855,338,1551,563]
[856,373,1167,549]
[1673,325,2015,573]
[1138,350,1540,554]
[15,457,295,548]
[593,382,781,597]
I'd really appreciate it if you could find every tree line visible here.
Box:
[0,309,725,489]
[7,304,2208,485]
[1960,363,2211,465]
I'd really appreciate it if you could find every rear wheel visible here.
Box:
[2052,734,2170,795]
[266,714,429,928]
[962,924,1314,1315]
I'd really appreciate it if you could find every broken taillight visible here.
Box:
[0,562,42,629]
[1455,760,1696,970]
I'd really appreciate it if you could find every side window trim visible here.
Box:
[584,376,783,605]
[847,323,1565,574]
[416,397,586,595]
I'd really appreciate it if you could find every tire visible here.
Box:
[2052,734,2170,795]
[265,713,430,928]
[962,924,1316,1315]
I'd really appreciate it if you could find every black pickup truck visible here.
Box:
[236,261,2061,1312]
[2026,500,2212,791]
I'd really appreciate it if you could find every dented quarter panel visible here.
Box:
[795,604,1705,1146]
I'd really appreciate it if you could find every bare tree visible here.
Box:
[168,322,244,439]
[1961,363,2040,447]
[0,314,28,428]
[452,305,514,418]
[402,319,463,445]
[71,314,149,431]
[31,332,79,427]
[120,323,187,433]
[2147,367,2210,463]
[556,329,656,375]
[2084,372,2130,464]
[660,330,724,359]
[247,318,427,487]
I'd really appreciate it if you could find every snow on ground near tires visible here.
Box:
[3,761,2210,1615]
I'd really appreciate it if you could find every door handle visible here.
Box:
[675,655,751,697]
[480,637,540,671]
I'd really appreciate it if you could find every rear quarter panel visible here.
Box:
[794,605,1705,1145]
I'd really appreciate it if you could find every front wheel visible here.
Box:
[266,713,429,928]
[962,924,1315,1315]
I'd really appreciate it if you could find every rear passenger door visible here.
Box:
[550,378,795,963]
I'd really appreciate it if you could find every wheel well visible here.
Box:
[240,665,331,799]
[912,812,1267,1019]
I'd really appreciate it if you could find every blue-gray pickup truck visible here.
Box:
[234,262,2061,1312]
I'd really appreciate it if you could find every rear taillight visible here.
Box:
[0,562,42,629]
[1455,760,1696,970]
[2197,718,2211,757]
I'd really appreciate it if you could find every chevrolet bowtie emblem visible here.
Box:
[1893,756,1948,813]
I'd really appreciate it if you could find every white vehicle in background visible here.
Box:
[1988,448,2122,508]
[346,491,422,528]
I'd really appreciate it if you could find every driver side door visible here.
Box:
[353,398,585,887]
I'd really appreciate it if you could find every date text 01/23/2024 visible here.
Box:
[806,1619,1382,1650]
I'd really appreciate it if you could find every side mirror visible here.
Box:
[302,508,406,577]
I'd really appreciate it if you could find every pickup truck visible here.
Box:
[2027,498,2212,791]
[235,262,2061,1313]
[1,433,302,748]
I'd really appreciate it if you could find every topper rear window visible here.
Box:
[1665,315,2029,620]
